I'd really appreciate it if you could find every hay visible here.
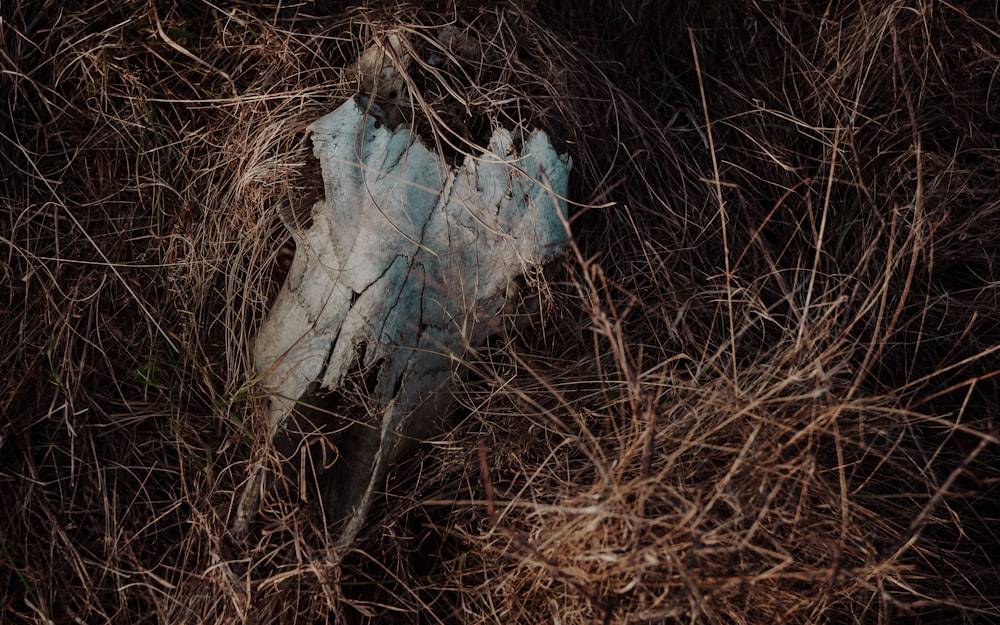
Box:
[2,1,998,623]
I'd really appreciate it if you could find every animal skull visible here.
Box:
[233,94,571,544]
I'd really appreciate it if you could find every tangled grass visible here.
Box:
[2,1,999,623]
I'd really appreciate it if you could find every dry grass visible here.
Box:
[2,1,999,623]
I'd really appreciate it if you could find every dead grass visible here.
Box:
[2,0,999,623]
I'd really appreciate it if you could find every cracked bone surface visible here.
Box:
[234,95,571,543]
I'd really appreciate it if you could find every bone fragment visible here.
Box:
[234,95,570,544]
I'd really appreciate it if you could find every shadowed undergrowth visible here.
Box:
[2,1,999,623]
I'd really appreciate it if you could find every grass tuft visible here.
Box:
[2,1,998,623]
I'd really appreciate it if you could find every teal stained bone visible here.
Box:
[236,96,571,543]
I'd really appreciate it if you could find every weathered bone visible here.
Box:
[234,95,570,544]
[351,32,410,101]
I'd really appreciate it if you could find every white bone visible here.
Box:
[234,96,570,544]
